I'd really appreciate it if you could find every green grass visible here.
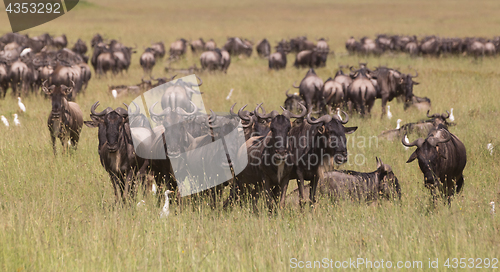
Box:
[0,0,500,270]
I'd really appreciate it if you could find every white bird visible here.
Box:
[225,88,234,100]
[20,48,32,57]
[449,108,455,122]
[152,183,157,195]
[387,105,392,119]
[396,119,402,129]
[1,115,9,127]
[111,89,117,99]
[17,97,26,112]
[490,201,495,215]
[404,134,410,150]
[336,108,342,121]
[487,143,494,156]
[137,200,146,207]
[13,114,20,126]
[160,190,173,218]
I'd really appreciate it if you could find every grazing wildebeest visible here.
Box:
[284,90,304,114]
[404,95,431,112]
[190,38,205,53]
[293,50,327,68]
[402,125,467,203]
[347,68,377,116]
[288,111,357,206]
[223,37,252,57]
[169,39,188,58]
[268,49,287,70]
[290,36,315,52]
[256,39,271,58]
[292,68,323,113]
[91,44,116,76]
[42,80,83,155]
[85,102,150,203]
[140,48,156,75]
[221,50,231,73]
[288,157,400,203]
[419,36,442,56]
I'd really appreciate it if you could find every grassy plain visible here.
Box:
[0,0,500,270]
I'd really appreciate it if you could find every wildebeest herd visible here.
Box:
[0,31,468,213]
[346,34,499,57]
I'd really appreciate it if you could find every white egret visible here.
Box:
[449,108,455,122]
[487,143,494,156]
[225,88,234,100]
[396,119,402,129]
[160,190,173,218]
[404,134,410,150]
[387,105,392,119]
[17,97,26,112]
[490,201,495,215]
[1,115,9,127]
[13,114,20,126]
[112,89,117,99]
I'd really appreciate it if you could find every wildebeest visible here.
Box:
[256,39,271,58]
[190,38,205,53]
[204,39,216,51]
[140,48,156,75]
[49,63,84,100]
[53,34,68,49]
[200,49,230,73]
[288,111,357,206]
[419,36,442,56]
[347,68,377,116]
[321,77,345,113]
[293,50,327,68]
[268,49,287,70]
[42,80,83,155]
[284,90,304,114]
[169,39,188,58]
[151,41,166,59]
[316,38,330,54]
[91,43,116,76]
[0,63,10,98]
[288,157,400,203]
[402,125,466,203]
[404,95,431,112]
[9,59,33,96]
[223,37,252,57]
[85,102,150,202]
[290,36,315,52]
[292,68,323,113]
[71,39,88,56]
[333,67,352,92]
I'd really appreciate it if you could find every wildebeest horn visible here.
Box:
[280,102,307,119]
[206,110,221,128]
[292,81,299,88]
[426,110,434,118]
[238,104,251,121]
[285,89,293,98]
[90,101,112,116]
[401,132,424,148]
[129,101,141,115]
[410,69,418,78]
[335,110,349,124]
[195,75,202,86]
[255,103,272,119]
[115,107,128,117]
[176,101,198,115]
[306,112,332,124]
[443,110,450,119]
[428,129,452,146]
[229,103,238,116]
[149,102,171,118]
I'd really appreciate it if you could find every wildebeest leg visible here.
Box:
[296,169,307,208]
[279,179,290,208]
[456,175,464,194]
[51,135,57,155]
[309,176,319,206]
[123,170,135,202]
[380,97,388,119]
[109,173,122,204]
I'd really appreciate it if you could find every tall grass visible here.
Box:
[0,0,499,270]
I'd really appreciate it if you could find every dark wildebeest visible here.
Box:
[402,125,467,203]
[345,37,359,54]
[419,36,442,56]
[169,39,188,58]
[288,111,357,206]
[292,68,323,113]
[200,49,230,73]
[42,80,83,155]
[347,68,377,116]
[293,50,327,68]
[268,49,287,70]
[53,34,68,49]
[50,64,83,100]
[288,157,400,203]
[140,48,156,75]
[190,38,205,53]
[0,63,10,98]
[91,33,104,48]
[256,39,271,58]
[290,36,316,52]
[85,102,151,203]
[221,50,231,73]
[321,77,345,113]
[333,67,352,92]
[284,90,304,114]
[91,44,116,76]
[223,37,252,57]
[227,106,307,210]
[404,95,431,112]
[151,41,166,59]
[71,39,88,56]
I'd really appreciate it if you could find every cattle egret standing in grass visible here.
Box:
[387,105,392,119]
[404,134,410,150]
[490,201,495,215]
[160,190,173,218]
[226,88,234,100]
[17,97,26,112]
[487,143,494,155]
[336,108,342,121]
[112,89,117,99]
[1,115,9,127]
[396,119,402,129]
[13,114,20,126]
[449,108,455,122]
[152,183,157,195]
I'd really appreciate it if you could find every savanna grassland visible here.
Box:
[0,0,500,271]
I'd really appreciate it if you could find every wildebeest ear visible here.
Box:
[43,85,56,95]
[413,81,420,85]
[345,126,358,134]
[406,151,418,163]
[61,85,73,96]
[376,157,381,168]
[84,120,98,128]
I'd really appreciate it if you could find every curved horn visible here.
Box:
[336,110,349,124]
[149,102,171,118]
[410,69,418,78]
[255,103,272,119]
[90,101,111,116]
[442,110,450,119]
[280,102,307,119]
[436,129,452,143]
[292,81,300,88]
[306,112,332,124]
[285,89,293,98]
[176,101,198,115]
[238,104,251,121]
[206,110,222,128]
[130,101,141,115]
[426,110,433,118]
[115,107,129,117]
[229,103,238,116]
[401,132,424,148]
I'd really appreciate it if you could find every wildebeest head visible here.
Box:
[42,80,74,118]
[284,90,304,113]
[85,101,129,153]
[306,111,357,165]
[426,110,452,127]
[374,157,401,200]
[402,127,452,186]
[403,70,419,102]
